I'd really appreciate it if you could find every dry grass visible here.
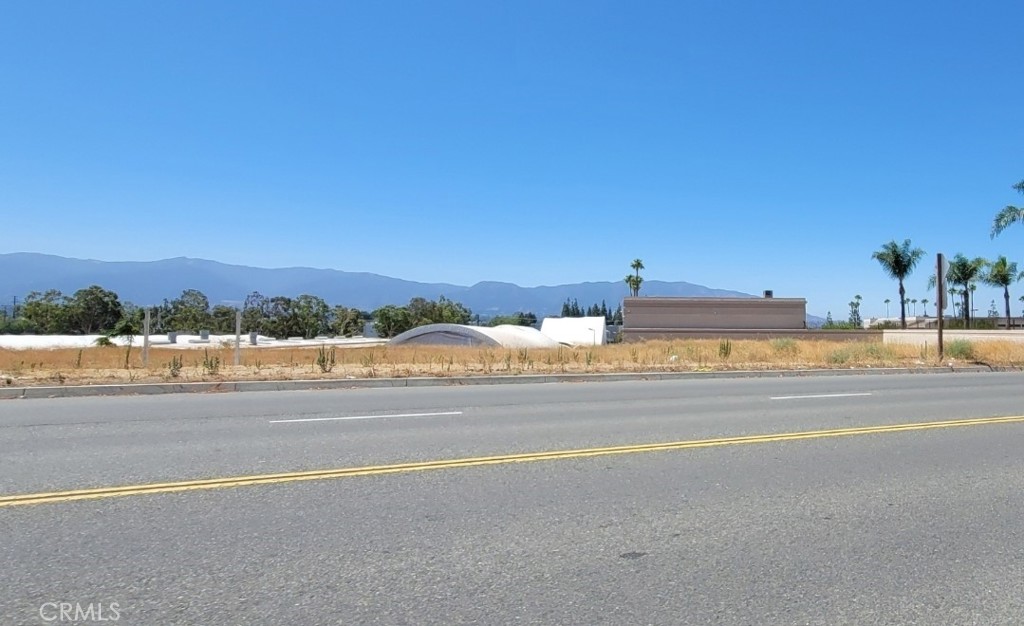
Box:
[2,338,1021,388]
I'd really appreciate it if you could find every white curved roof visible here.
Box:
[389,324,561,348]
[539,316,607,345]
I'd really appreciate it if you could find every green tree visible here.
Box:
[624,274,643,297]
[210,305,239,334]
[330,306,364,337]
[561,298,584,317]
[872,239,925,330]
[21,290,71,334]
[241,291,269,334]
[631,258,644,281]
[166,289,211,332]
[292,294,331,339]
[372,305,413,338]
[68,285,124,334]
[990,180,1024,237]
[848,294,863,328]
[488,312,538,327]
[263,296,299,339]
[107,316,140,368]
[980,255,1024,329]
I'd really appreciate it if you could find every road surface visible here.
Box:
[2,372,1023,624]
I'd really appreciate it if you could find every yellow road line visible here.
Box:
[3,415,1023,508]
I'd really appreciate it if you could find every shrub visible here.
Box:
[828,348,853,365]
[202,349,221,375]
[945,340,975,360]
[166,355,183,378]
[718,338,732,359]
[771,338,798,355]
[316,346,336,373]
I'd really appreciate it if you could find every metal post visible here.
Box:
[937,253,944,360]
[143,308,151,367]
[234,309,242,366]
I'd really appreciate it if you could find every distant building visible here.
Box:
[622,294,812,341]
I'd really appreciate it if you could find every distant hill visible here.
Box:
[0,253,756,317]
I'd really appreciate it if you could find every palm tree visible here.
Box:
[944,255,986,327]
[911,298,918,316]
[990,180,1024,238]
[627,259,645,297]
[981,255,1024,329]
[624,274,643,297]
[872,239,925,329]
[921,298,929,317]
[631,258,645,281]
[884,298,891,317]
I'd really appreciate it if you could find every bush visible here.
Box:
[0,318,39,334]
[827,348,853,365]
[770,338,798,355]
[945,340,975,360]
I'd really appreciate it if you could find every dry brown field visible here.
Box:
[1,338,1021,388]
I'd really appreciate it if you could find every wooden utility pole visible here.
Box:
[937,253,945,360]
[142,308,151,367]
[234,309,242,366]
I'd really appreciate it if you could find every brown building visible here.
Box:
[622,295,812,341]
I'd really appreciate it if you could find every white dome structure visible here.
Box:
[539,316,607,346]
[389,324,561,348]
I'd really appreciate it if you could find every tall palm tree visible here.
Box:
[981,255,1024,329]
[911,298,918,316]
[921,298,929,317]
[627,259,645,297]
[990,180,1024,238]
[872,239,925,330]
[884,298,890,317]
[624,274,644,297]
[630,259,644,281]
[945,255,987,327]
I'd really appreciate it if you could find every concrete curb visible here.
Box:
[0,365,1005,400]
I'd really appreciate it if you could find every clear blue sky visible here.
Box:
[3,1,1023,317]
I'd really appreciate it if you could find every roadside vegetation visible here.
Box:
[2,339,1022,388]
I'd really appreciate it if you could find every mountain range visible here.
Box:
[0,253,763,318]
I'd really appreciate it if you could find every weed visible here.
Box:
[167,355,183,378]
[316,346,337,373]
[585,350,594,367]
[94,336,114,347]
[202,348,221,376]
[863,343,892,359]
[718,338,732,359]
[74,350,83,369]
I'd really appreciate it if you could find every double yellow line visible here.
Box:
[3,415,1022,508]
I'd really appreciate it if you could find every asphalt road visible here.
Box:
[2,372,1023,624]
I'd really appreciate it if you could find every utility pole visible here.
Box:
[937,253,946,360]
